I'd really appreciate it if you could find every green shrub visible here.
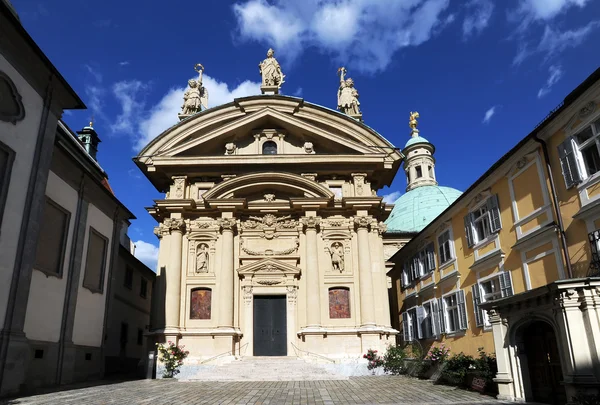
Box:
[383,345,407,375]
[473,347,497,386]
[441,352,475,385]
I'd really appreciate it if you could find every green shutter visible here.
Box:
[500,271,513,298]
[472,284,484,327]
[457,290,468,330]
[488,194,502,233]
[464,214,475,248]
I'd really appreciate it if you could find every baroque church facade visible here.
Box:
[136,57,406,363]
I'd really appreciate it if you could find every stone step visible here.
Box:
[182,356,349,381]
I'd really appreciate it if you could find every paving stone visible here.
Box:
[0,376,517,405]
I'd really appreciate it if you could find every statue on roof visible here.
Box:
[337,67,362,120]
[409,111,420,135]
[180,63,209,119]
[259,48,285,94]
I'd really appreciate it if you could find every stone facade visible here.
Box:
[135,95,403,365]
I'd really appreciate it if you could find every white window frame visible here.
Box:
[420,299,436,339]
[475,272,510,327]
[572,117,600,180]
[440,289,468,335]
[437,228,455,268]
[472,203,493,244]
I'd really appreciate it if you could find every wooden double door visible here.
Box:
[253,295,287,356]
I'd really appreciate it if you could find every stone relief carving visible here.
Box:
[287,285,298,303]
[579,101,597,119]
[352,173,367,196]
[180,64,208,117]
[377,221,387,235]
[303,142,315,154]
[191,220,212,229]
[243,214,298,229]
[241,238,299,256]
[328,242,345,273]
[263,193,275,202]
[259,48,285,91]
[153,224,170,239]
[327,218,346,227]
[256,279,281,286]
[195,243,209,273]
[163,218,186,232]
[242,286,253,305]
[219,218,237,232]
[354,216,372,229]
[0,71,25,124]
[337,67,361,118]
[172,176,186,199]
[301,216,321,229]
[225,142,237,155]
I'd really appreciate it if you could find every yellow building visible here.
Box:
[388,66,600,404]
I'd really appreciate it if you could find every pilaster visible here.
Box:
[163,217,185,330]
[218,217,236,329]
[354,216,376,327]
[301,215,322,328]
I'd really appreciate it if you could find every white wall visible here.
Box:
[23,171,78,342]
[71,203,113,347]
[0,53,44,328]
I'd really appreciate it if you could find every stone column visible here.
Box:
[302,216,321,328]
[152,225,171,329]
[163,218,185,329]
[373,222,392,327]
[355,216,376,327]
[218,218,236,329]
[488,309,517,401]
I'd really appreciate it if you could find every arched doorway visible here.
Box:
[521,321,567,404]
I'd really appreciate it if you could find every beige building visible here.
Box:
[135,95,403,369]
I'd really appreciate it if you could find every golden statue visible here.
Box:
[409,111,420,130]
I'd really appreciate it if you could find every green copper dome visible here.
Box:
[385,185,462,233]
[405,135,430,148]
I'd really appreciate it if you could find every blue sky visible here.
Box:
[12,0,600,269]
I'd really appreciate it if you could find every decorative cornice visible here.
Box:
[0,70,25,124]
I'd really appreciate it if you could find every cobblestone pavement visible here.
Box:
[1,376,513,405]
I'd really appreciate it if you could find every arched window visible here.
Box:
[329,287,351,319]
[262,141,277,155]
[190,288,212,319]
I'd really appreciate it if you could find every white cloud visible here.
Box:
[119,61,130,66]
[537,65,564,98]
[517,0,589,21]
[84,64,103,83]
[293,87,303,97]
[131,75,261,151]
[538,22,600,60]
[462,0,494,39]
[382,191,402,204]
[111,80,149,134]
[482,106,496,124]
[232,0,454,73]
[133,240,159,271]
[85,85,105,116]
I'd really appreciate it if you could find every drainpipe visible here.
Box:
[534,134,574,279]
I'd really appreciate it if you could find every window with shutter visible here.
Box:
[0,142,15,237]
[464,214,475,248]
[499,271,513,297]
[472,284,484,327]
[402,312,410,341]
[438,230,453,264]
[488,194,502,233]
[82,228,108,293]
[558,137,583,188]
[457,290,468,330]
[416,306,424,339]
[425,243,436,272]
[437,298,446,334]
[34,199,71,277]
[431,299,440,338]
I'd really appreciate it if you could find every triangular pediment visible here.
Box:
[158,107,375,158]
[237,258,301,278]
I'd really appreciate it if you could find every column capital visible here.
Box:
[377,221,387,235]
[301,216,321,230]
[219,218,237,232]
[163,218,186,233]
[153,225,170,239]
[354,216,373,230]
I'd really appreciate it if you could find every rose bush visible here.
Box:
[156,341,189,378]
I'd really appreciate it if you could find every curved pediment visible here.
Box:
[202,172,334,200]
